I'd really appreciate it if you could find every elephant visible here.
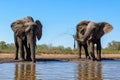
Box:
[74,20,113,61]
[11,16,42,62]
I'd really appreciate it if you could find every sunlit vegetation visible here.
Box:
[0,41,15,53]
[0,41,120,54]
[36,44,73,54]
[103,41,120,54]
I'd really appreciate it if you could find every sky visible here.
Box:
[0,0,119,48]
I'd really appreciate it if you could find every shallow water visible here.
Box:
[0,60,120,80]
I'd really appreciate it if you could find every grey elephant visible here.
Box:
[11,16,42,62]
[74,20,113,61]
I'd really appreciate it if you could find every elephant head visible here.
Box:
[75,20,113,43]
[11,16,34,40]
[74,20,90,44]
[83,21,113,42]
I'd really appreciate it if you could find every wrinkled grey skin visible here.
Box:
[11,16,42,62]
[74,20,113,61]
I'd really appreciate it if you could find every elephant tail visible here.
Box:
[74,38,76,49]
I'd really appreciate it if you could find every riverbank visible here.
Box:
[0,53,120,63]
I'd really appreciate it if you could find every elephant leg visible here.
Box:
[25,43,32,61]
[14,35,19,60]
[89,42,96,61]
[96,39,101,61]
[30,41,36,63]
[18,38,25,61]
[15,43,19,60]
[77,42,82,59]
[83,44,90,59]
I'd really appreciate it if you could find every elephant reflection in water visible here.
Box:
[77,61,102,80]
[14,63,36,80]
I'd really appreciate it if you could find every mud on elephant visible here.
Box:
[74,20,113,61]
[11,16,42,62]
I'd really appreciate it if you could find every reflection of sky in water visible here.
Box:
[0,60,120,80]
[36,62,77,80]
[102,60,120,80]
[0,63,15,79]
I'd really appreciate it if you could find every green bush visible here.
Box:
[0,41,120,54]
[0,41,15,53]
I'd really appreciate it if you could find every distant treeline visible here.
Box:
[102,41,120,54]
[0,41,120,54]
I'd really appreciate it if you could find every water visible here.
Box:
[0,60,120,80]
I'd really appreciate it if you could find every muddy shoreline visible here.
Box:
[0,53,120,63]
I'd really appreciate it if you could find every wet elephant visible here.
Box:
[11,16,42,62]
[74,20,113,61]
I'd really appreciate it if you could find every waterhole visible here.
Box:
[0,60,120,80]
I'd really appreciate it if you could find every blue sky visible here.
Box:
[0,0,119,48]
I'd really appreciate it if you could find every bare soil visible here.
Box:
[0,53,120,63]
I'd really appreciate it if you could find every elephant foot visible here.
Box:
[20,58,25,61]
[32,60,36,63]
[96,58,101,61]
[25,58,32,61]
[14,57,18,60]
[90,57,96,61]
[86,56,90,60]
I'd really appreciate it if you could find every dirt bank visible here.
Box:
[0,53,120,63]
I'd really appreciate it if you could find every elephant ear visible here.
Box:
[11,20,25,35]
[75,20,90,41]
[96,22,113,39]
[35,20,42,40]
[11,20,23,32]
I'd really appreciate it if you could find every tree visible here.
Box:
[0,41,7,49]
[107,41,120,50]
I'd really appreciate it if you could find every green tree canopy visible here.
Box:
[0,41,7,49]
[107,41,120,50]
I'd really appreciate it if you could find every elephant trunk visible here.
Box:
[83,22,96,41]
[73,34,86,45]
[27,33,36,63]
[73,35,80,42]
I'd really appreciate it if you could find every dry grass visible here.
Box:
[0,53,120,59]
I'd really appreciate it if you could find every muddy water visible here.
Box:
[0,60,120,80]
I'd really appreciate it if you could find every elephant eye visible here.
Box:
[80,29,85,35]
[17,22,20,24]
[27,21,30,23]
